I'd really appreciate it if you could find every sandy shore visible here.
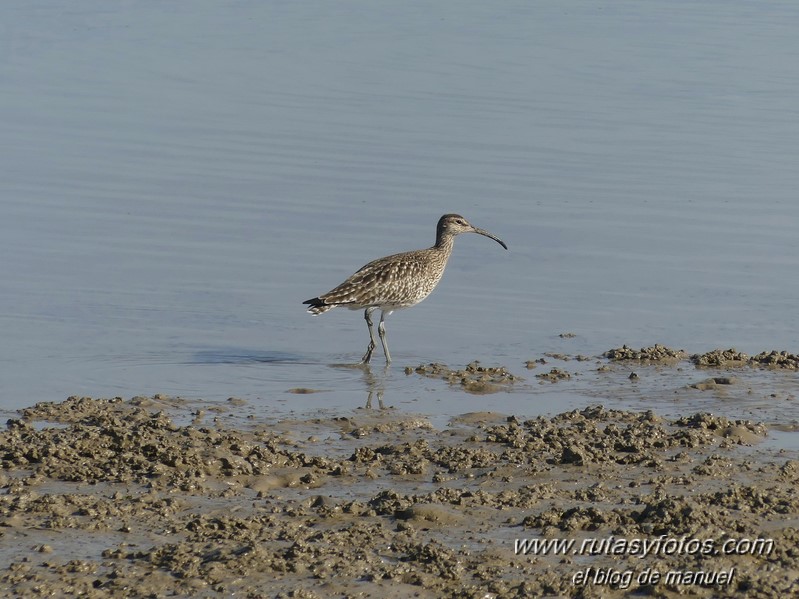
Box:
[1,359,797,599]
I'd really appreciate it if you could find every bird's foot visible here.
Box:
[360,342,375,364]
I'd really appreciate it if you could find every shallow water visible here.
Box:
[1,1,798,446]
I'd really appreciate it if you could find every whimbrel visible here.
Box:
[303,214,507,364]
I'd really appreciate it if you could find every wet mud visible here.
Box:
[2,385,797,598]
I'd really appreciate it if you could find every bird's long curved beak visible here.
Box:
[473,227,508,250]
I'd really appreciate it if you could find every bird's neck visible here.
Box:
[433,232,455,255]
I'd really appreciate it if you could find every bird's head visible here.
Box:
[437,214,508,249]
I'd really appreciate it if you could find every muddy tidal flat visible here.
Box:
[2,365,798,599]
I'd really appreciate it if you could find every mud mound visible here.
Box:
[749,350,799,369]
[604,344,687,362]
[691,348,750,367]
[406,360,521,394]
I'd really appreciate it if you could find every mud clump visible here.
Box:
[623,346,799,370]
[0,396,794,598]
[604,344,687,363]
[750,350,799,369]
[691,348,749,367]
[674,413,768,444]
[407,360,520,394]
[535,367,572,383]
[690,376,737,391]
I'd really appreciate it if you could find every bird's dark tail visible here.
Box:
[303,297,335,315]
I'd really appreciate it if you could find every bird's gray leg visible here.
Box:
[361,307,378,364]
[378,310,391,364]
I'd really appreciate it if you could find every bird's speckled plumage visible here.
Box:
[305,248,450,312]
[304,214,507,364]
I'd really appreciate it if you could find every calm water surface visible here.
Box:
[1,1,797,447]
